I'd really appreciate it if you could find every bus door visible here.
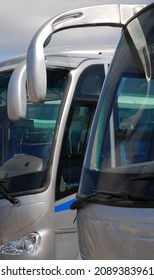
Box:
[53,63,105,259]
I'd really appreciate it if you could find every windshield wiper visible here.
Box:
[70,190,124,210]
[131,175,154,181]
[70,190,154,210]
[70,192,99,210]
[0,180,20,206]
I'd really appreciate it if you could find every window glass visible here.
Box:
[78,5,154,198]
[0,69,69,195]
[56,104,95,200]
[74,64,105,97]
[100,75,154,170]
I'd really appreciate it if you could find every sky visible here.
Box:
[0,0,153,62]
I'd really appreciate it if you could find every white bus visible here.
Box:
[0,4,142,259]
[72,3,154,259]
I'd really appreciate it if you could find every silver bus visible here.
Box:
[73,3,154,259]
[0,4,142,259]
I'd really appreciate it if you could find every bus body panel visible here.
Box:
[77,204,154,259]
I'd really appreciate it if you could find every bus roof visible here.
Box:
[0,46,114,72]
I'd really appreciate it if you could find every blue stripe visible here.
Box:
[54,198,76,213]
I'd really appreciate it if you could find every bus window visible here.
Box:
[115,75,154,165]
[0,68,69,194]
[56,104,95,200]
[74,64,105,98]
[99,75,154,170]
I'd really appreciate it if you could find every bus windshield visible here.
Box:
[0,68,69,194]
[79,4,154,199]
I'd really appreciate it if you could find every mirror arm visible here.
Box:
[27,4,144,103]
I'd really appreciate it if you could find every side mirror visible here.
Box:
[26,4,145,104]
[27,4,142,104]
[7,61,27,120]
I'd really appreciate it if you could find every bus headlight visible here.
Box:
[0,232,40,255]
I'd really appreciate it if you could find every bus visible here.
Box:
[0,4,142,259]
[72,3,154,260]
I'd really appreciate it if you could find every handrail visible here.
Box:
[26,4,145,103]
